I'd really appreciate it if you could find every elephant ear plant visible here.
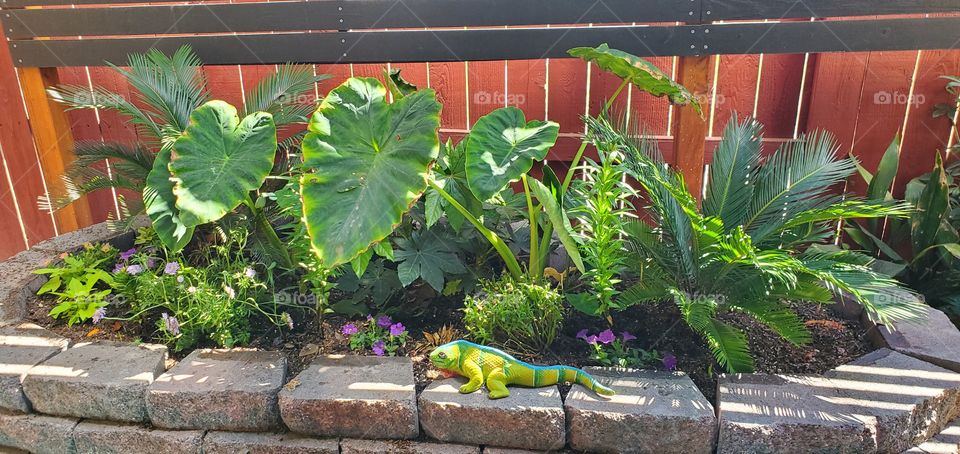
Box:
[588,113,925,372]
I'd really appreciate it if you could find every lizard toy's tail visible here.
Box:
[555,366,616,396]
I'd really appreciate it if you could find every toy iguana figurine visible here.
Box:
[429,340,615,399]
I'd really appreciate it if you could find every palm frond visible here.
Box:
[114,45,209,135]
[674,289,753,372]
[725,298,811,345]
[48,85,164,141]
[799,248,926,325]
[69,142,153,184]
[243,63,328,125]
[703,114,763,229]
[744,131,857,243]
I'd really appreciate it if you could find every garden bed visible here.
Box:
[26,264,872,402]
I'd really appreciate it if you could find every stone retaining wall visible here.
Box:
[2,222,960,453]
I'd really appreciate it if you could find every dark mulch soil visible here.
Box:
[27,291,871,403]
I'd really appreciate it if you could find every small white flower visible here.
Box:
[244,268,256,278]
[224,286,236,299]
[187,286,197,294]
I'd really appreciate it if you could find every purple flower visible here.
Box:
[389,322,405,337]
[366,314,374,321]
[376,315,392,328]
[662,353,677,371]
[125,264,143,275]
[145,257,156,269]
[119,248,137,261]
[244,268,256,278]
[597,329,616,345]
[341,323,358,335]
[161,312,180,336]
[164,262,180,275]
[576,329,589,341]
[92,307,106,324]
[372,340,386,356]
[621,331,637,342]
[585,335,598,345]
[112,262,124,273]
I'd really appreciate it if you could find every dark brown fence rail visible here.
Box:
[2,0,959,66]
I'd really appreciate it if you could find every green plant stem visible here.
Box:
[522,175,540,279]
[428,179,523,279]
[561,78,630,194]
[244,194,293,269]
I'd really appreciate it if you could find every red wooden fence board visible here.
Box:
[430,62,468,130]
[0,26,55,248]
[899,50,960,195]
[756,54,808,139]
[506,59,547,121]
[712,54,760,137]
[467,60,505,127]
[629,56,674,137]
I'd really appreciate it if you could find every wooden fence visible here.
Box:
[0,1,958,260]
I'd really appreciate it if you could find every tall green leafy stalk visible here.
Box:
[567,149,635,325]
[590,113,923,372]
[426,44,699,281]
[846,138,960,314]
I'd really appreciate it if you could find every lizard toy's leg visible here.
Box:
[459,360,484,394]
[486,368,510,399]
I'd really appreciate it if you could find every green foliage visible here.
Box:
[45,45,326,234]
[577,329,660,368]
[589,113,922,372]
[170,101,277,227]
[113,227,283,351]
[568,149,635,323]
[300,77,441,267]
[34,243,118,326]
[394,230,467,292]
[846,140,960,315]
[48,276,113,327]
[567,43,701,114]
[462,275,563,354]
[341,315,408,356]
[933,75,960,155]
[465,107,559,201]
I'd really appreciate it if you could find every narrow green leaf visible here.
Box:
[528,178,584,272]
[866,135,900,201]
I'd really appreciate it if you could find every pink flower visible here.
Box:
[597,329,616,345]
[621,331,637,342]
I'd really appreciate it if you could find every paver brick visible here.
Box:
[340,438,479,454]
[147,349,286,431]
[0,323,68,413]
[72,421,203,454]
[279,355,418,440]
[0,412,77,454]
[22,341,166,422]
[202,431,338,454]
[418,377,564,451]
[566,368,716,454]
[875,304,960,374]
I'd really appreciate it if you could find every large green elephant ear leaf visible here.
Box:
[301,77,441,267]
[568,43,701,115]
[466,107,559,201]
[169,100,277,227]
[144,147,194,251]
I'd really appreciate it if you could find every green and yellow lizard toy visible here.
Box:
[429,340,615,399]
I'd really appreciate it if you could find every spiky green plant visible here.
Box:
[43,45,328,222]
[588,113,924,372]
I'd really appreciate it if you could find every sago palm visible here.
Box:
[43,45,327,223]
[587,113,924,372]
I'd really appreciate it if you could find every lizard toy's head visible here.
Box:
[429,341,460,370]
